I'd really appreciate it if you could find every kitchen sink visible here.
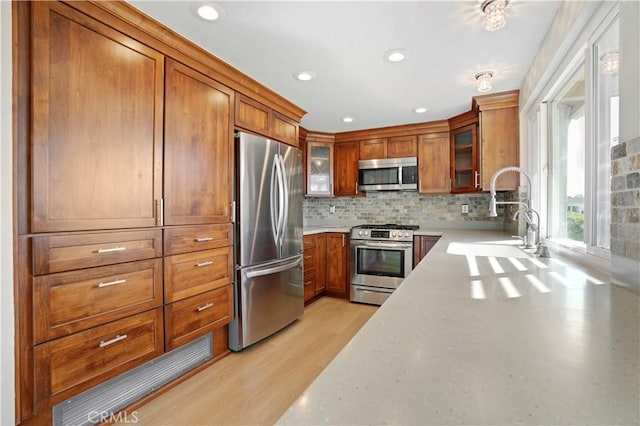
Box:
[446,241,531,258]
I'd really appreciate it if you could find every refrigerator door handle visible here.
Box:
[270,154,280,245]
[278,154,289,248]
[274,153,286,250]
[245,256,302,279]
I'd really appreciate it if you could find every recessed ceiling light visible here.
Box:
[196,4,220,21]
[342,117,354,123]
[414,107,429,114]
[384,49,408,63]
[294,71,316,81]
[474,71,494,92]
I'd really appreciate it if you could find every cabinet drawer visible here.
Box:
[164,285,233,351]
[164,224,232,255]
[33,229,163,275]
[33,259,163,344]
[303,248,316,272]
[303,235,316,250]
[303,271,316,301]
[164,246,233,303]
[35,308,163,409]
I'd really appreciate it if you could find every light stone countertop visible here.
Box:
[280,229,640,425]
[303,226,351,235]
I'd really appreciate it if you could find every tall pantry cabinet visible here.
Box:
[15,1,304,423]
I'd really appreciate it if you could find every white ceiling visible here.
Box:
[127,1,561,133]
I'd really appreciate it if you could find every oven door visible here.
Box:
[350,240,413,290]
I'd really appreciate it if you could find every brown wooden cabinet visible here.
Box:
[303,234,327,303]
[417,133,450,194]
[325,233,349,297]
[334,142,360,196]
[359,138,387,159]
[388,135,418,158]
[449,116,480,194]
[413,235,441,267]
[475,90,520,190]
[164,59,234,225]
[235,93,299,146]
[31,1,165,233]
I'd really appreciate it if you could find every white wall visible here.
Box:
[1,1,15,424]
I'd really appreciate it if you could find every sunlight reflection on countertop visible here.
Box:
[279,229,640,426]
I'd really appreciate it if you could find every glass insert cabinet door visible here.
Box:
[451,124,478,192]
[306,142,333,196]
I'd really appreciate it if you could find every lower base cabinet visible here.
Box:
[413,235,441,267]
[325,233,349,297]
[34,308,165,411]
[303,232,348,302]
[164,284,233,351]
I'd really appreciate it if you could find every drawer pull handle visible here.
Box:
[304,255,313,259]
[195,237,214,242]
[196,260,213,267]
[196,302,214,312]
[99,334,128,348]
[98,279,126,288]
[97,246,126,254]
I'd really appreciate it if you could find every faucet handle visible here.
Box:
[511,235,525,245]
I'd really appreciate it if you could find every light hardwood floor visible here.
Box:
[127,297,377,425]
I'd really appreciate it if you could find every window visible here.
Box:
[544,13,618,257]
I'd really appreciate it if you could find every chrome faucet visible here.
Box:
[489,166,541,250]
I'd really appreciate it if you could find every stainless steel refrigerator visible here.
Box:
[228,131,304,351]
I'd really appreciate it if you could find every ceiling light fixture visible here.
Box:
[384,49,408,63]
[293,71,316,81]
[196,4,220,21]
[474,71,494,92]
[600,51,619,75]
[413,107,429,114]
[481,0,508,31]
[342,117,354,123]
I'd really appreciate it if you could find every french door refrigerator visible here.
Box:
[228,131,304,351]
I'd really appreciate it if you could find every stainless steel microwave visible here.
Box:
[358,157,418,191]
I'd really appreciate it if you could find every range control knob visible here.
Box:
[391,231,397,238]
[404,232,409,237]
[364,231,369,236]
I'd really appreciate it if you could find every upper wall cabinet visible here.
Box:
[334,142,360,196]
[358,136,417,160]
[359,138,387,160]
[235,93,299,147]
[474,90,520,191]
[417,132,450,194]
[449,111,479,193]
[31,2,164,232]
[164,59,234,225]
[387,135,418,158]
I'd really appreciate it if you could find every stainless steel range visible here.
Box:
[350,224,418,305]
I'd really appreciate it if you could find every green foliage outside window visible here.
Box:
[567,211,584,241]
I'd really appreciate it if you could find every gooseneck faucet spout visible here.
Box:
[489,166,541,249]
[489,166,533,217]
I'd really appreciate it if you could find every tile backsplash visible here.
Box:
[304,191,510,228]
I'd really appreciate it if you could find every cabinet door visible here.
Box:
[451,124,479,193]
[235,93,271,136]
[413,235,441,267]
[315,233,327,294]
[359,138,387,160]
[388,135,418,158]
[334,142,360,196]
[164,59,234,225]
[480,107,519,190]
[31,2,164,232]
[418,133,450,194]
[307,142,334,196]
[272,112,299,147]
[325,233,348,296]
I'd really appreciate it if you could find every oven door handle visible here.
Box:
[353,241,413,250]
